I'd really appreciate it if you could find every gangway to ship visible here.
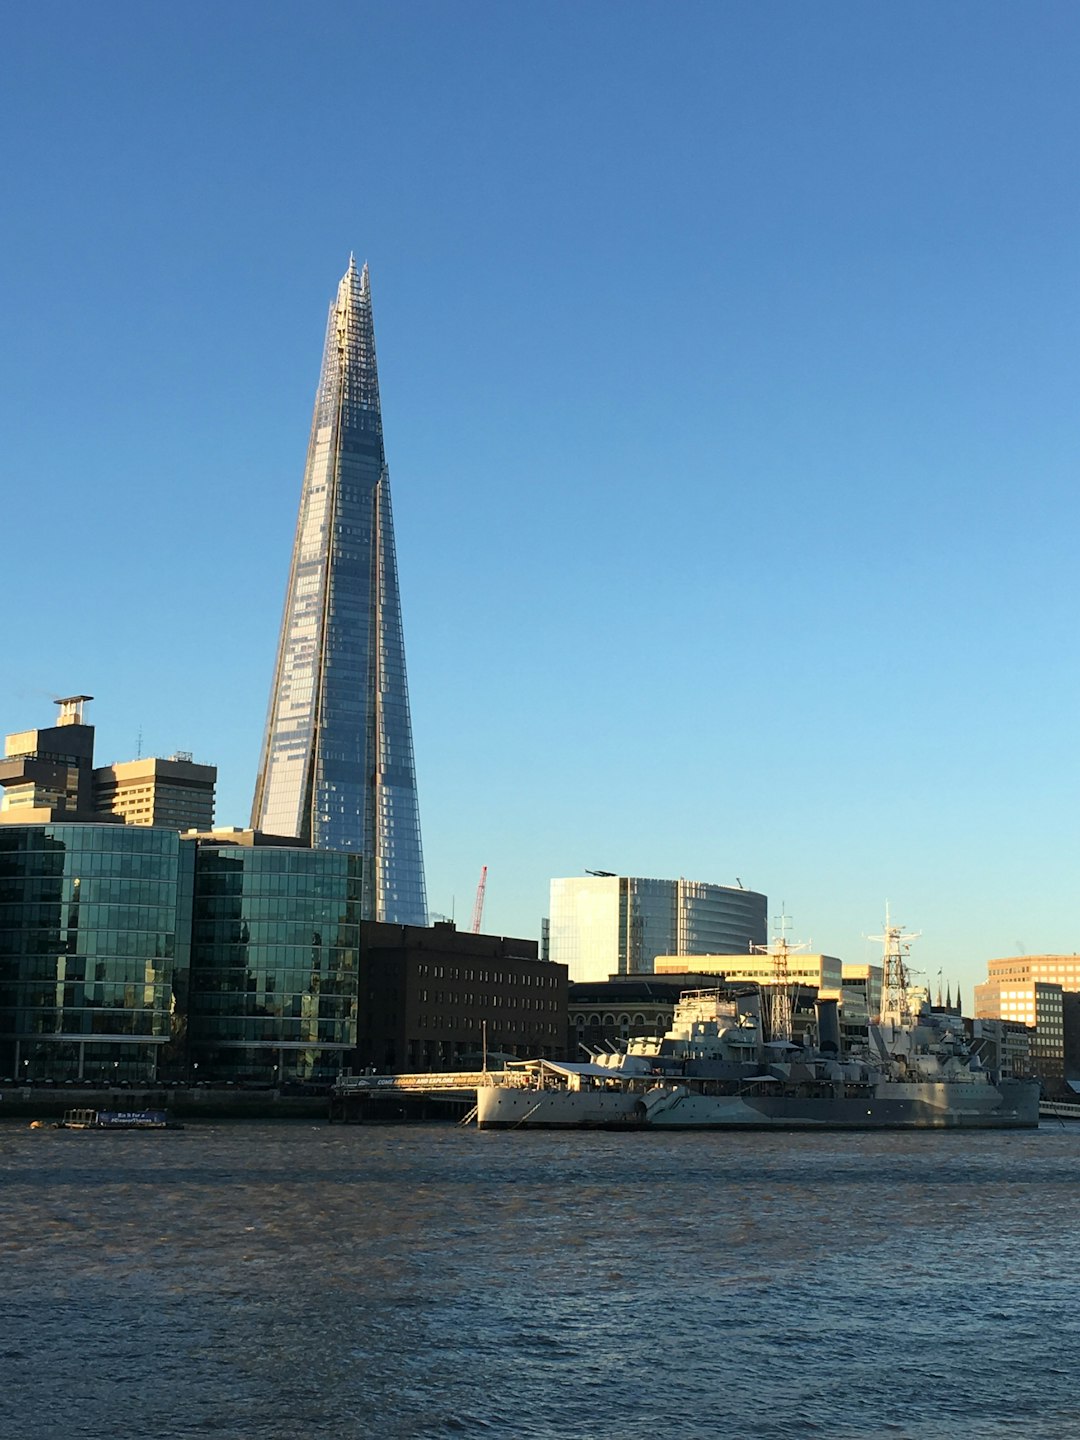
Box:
[328,1070,506,1123]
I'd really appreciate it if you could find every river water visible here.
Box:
[2,1120,1079,1439]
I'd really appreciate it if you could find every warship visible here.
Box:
[476,915,1040,1130]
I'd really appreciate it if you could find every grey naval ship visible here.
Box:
[476,917,1040,1131]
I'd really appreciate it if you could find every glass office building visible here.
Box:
[549,875,768,984]
[0,824,193,1082]
[189,844,361,1083]
[251,258,427,926]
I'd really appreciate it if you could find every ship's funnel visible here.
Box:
[816,998,841,1056]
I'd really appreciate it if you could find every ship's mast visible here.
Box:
[868,904,920,1027]
[751,908,807,1043]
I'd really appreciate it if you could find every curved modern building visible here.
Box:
[252,258,427,926]
[548,874,768,984]
[189,840,361,1083]
[0,824,193,1082]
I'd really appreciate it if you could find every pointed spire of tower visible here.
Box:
[252,258,427,925]
[945,983,952,1011]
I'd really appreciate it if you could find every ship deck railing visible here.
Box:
[1039,1100,1080,1120]
[332,1061,629,1099]
[333,1070,512,1097]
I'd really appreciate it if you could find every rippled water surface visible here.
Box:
[2,1120,1079,1438]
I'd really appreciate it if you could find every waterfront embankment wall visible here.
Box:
[0,1086,327,1121]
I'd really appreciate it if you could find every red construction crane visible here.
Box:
[470,865,488,934]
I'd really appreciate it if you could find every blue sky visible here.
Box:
[3,1,1078,997]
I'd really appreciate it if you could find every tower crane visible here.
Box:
[470,865,488,934]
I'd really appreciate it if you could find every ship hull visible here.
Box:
[475,1079,1040,1131]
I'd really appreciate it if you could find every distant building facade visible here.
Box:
[841,963,884,1034]
[1,699,215,836]
[1063,992,1080,1090]
[93,755,216,832]
[983,955,1080,992]
[974,976,1064,1084]
[969,1017,1032,1080]
[549,875,767,983]
[0,697,102,825]
[654,951,844,997]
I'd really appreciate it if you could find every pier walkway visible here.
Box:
[329,1070,504,1122]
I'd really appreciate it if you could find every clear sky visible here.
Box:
[3,1,1078,998]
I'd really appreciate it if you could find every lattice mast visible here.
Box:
[868,905,920,1026]
[751,909,806,1043]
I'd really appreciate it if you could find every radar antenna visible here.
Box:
[866,903,921,1027]
[751,905,807,1043]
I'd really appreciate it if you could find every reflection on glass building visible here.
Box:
[189,842,361,1083]
[0,825,193,1082]
[251,258,427,927]
[548,875,768,984]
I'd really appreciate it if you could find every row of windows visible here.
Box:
[191,947,357,972]
[414,1016,560,1035]
[192,1018,352,1044]
[193,898,362,924]
[0,854,180,883]
[0,958,175,983]
[0,902,179,930]
[193,971,356,995]
[190,994,356,1020]
[0,826,182,855]
[573,1013,651,1028]
[418,990,558,1011]
[0,931,178,959]
[195,879,365,907]
[415,963,555,986]
[13,1011,172,1036]
[0,880,179,907]
[2,984,172,1011]
[192,920,360,947]
[197,850,361,878]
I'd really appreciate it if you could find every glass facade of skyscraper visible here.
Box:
[251,259,427,927]
[188,844,361,1082]
[0,824,193,1082]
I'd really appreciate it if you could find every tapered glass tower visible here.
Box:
[252,258,427,925]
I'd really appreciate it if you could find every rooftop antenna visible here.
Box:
[136,726,143,760]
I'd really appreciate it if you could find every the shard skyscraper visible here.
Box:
[252,258,427,926]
